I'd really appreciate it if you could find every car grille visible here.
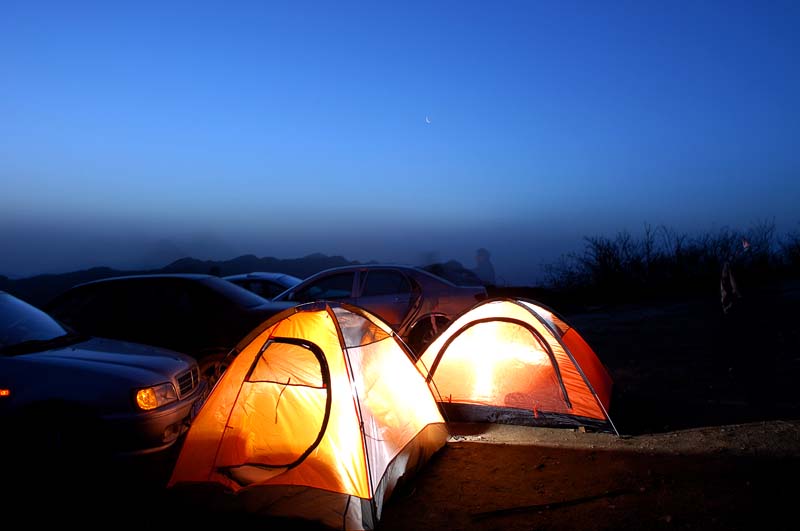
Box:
[176,366,200,398]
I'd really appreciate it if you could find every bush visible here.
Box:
[544,220,795,305]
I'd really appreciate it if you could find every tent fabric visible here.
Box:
[416,298,615,433]
[519,300,613,409]
[169,302,449,530]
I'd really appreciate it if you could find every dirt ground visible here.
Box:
[4,281,800,530]
[378,421,800,531]
[384,278,800,531]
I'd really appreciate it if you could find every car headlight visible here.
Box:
[135,383,178,411]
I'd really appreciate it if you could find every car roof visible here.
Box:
[69,273,220,289]
[312,263,423,273]
[302,263,459,285]
[224,272,299,281]
[53,273,273,309]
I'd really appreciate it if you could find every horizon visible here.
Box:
[2,1,798,285]
[1,218,793,286]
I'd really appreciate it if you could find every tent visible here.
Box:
[168,302,449,530]
[416,298,617,434]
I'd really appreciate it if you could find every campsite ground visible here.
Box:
[379,278,800,531]
[4,279,800,530]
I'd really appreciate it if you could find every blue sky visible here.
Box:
[2,0,798,285]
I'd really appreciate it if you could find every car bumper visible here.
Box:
[101,380,209,456]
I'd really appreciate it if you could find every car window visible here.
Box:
[49,284,122,333]
[240,280,284,299]
[121,281,163,318]
[48,288,96,319]
[203,278,268,308]
[126,279,225,322]
[0,292,68,349]
[170,281,209,315]
[261,281,287,299]
[290,272,355,302]
[77,281,156,340]
[361,270,411,297]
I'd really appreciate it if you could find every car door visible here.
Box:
[354,269,415,330]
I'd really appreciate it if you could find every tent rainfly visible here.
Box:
[416,298,617,434]
[168,302,449,530]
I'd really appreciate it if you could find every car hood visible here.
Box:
[23,337,195,375]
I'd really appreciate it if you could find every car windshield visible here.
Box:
[0,292,73,352]
[203,277,271,308]
[271,286,293,300]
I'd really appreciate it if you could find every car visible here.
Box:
[223,271,303,299]
[45,274,278,385]
[422,260,486,287]
[0,290,207,458]
[268,264,489,355]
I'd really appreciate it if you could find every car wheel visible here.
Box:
[198,351,232,389]
[407,317,450,359]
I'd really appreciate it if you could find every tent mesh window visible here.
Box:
[218,338,331,472]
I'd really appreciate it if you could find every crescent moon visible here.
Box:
[425,116,431,124]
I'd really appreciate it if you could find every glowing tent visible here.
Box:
[416,298,616,434]
[169,302,449,530]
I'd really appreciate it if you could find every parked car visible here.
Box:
[45,274,278,385]
[268,264,488,356]
[0,290,207,457]
[223,271,303,299]
[422,260,485,287]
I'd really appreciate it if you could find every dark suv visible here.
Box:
[46,274,277,384]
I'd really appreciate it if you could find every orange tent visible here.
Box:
[169,302,449,530]
[416,298,616,434]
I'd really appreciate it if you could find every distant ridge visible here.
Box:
[3,253,363,307]
[161,253,363,279]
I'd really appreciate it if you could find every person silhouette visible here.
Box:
[473,248,496,286]
[720,238,750,316]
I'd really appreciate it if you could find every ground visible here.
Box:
[4,280,800,530]
[378,279,800,531]
[378,421,800,531]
